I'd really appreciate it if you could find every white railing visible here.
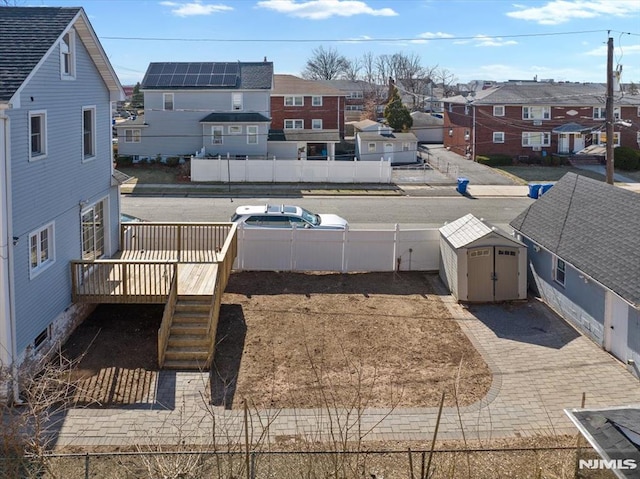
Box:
[191,155,392,184]
[234,225,440,272]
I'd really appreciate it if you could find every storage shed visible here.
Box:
[439,214,527,302]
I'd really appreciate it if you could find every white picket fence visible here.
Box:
[234,225,441,272]
[191,156,393,183]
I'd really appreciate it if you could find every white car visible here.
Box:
[231,204,348,229]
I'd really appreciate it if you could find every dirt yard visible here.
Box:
[63,272,492,410]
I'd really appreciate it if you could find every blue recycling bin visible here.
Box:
[540,183,553,195]
[528,183,541,199]
[457,177,469,194]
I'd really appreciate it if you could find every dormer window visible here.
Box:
[60,30,76,79]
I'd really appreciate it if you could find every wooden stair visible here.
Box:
[163,295,212,370]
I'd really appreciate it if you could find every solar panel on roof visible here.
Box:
[174,64,189,74]
[184,74,198,86]
[210,74,223,85]
[195,75,210,86]
[187,63,201,74]
[200,64,214,74]
[172,74,186,86]
[144,74,161,87]
[213,63,225,74]
[222,74,237,87]
[148,64,163,74]
[161,63,177,74]
[157,75,172,86]
[225,63,239,75]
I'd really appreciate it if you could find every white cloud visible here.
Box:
[256,0,398,20]
[585,44,640,57]
[506,0,639,25]
[417,32,455,40]
[473,35,518,47]
[342,35,374,44]
[160,1,233,17]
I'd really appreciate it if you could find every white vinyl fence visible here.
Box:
[191,156,392,183]
[234,225,440,272]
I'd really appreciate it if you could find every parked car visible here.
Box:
[231,204,348,229]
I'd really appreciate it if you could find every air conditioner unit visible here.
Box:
[464,135,470,141]
[532,146,541,151]
[533,120,542,126]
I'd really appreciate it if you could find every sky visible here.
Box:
[14,0,640,86]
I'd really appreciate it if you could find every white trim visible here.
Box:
[211,125,223,145]
[228,125,242,135]
[493,105,505,117]
[28,110,48,161]
[232,92,243,111]
[284,119,304,129]
[81,197,108,261]
[284,96,304,107]
[60,28,76,80]
[163,93,174,111]
[312,96,322,107]
[28,222,55,280]
[123,129,141,143]
[522,106,551,120]
[522,131,550,147]
[552,255,566,286]
[493,131,505,143]
[246,125,258,145]
[311,119,323,130]
[82,105,97,162]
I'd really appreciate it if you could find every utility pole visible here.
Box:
[605,36,614,185]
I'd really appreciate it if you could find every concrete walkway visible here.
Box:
[50,278,640,449]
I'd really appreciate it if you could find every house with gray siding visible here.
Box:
[355,123,418,164]
[116,61,273,160]
[510,173,640,377]
[0,7,123,399]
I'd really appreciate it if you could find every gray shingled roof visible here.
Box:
[0,7,80,102]
[447,82,640,106]
[200,112,270,122]
[510,173,640,307]
[141,62,273,90]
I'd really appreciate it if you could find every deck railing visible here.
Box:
[71,260,178,303]
[121,223,235,263]
[158,271,179,368]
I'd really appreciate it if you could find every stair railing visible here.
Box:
[158,266,179,368]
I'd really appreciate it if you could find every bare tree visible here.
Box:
[433,67,459,97]
[301,46,349,80]
[343,57,362,82]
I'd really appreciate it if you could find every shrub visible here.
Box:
[476,154,513,166]
[614,146,640,171]
[116,155,133,166]
[166,156,180,167]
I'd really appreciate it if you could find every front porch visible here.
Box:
[70,222,237,370]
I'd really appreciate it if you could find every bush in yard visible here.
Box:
[614,146,640,171]
[166,156,180,167]
[476,154,513,166]
[117,155,133,166]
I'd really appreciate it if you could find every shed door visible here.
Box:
[467,248,494,302]
[494,247,519,301]
[604,291,629,362]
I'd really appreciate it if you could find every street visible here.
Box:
[121,195,534,229]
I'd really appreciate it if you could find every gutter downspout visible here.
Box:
[0,109,19,403]
[472,104,476,162]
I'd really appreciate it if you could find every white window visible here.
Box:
[522,132,551,147]
[284,119,304,129]
[60,30,75,79]
[554,257,566,286]
[368,142,376,152]
[346,105,363,111]
[522,106,550,120]
[593,106,620,120]
[312,96,322,106]
[284,96,304,107]
[29,222,54,278]
[82,199,106,261]
[637,106,640,117]
[593,131,621,147]
[247,125,258,145]
[124,129,141,143]
[493,105,505,116]
[232,93,243,111]
[163,93,174,111]
[402,142,410,151]
[211,126,223,144]
[82,107,96,160]
[29,111,47,160]
[228,125,242,135]
[493,132,505,143]
[347,91,363,99]
[311,119,322,130]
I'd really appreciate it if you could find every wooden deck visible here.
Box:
[177,263,219,296]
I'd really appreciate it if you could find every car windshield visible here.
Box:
[300,207,320,226]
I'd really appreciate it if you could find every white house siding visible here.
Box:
[8,35,118,355]
[439,237,459,299]
[628,307,640,378]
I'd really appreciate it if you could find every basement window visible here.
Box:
[34,326,50,350]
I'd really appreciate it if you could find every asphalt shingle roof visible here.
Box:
[141,62,273,90]
[441,213,521,249]
[510,173,640,307]
[0,7,80,102]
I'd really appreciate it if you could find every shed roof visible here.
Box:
[440,213,522,249]
[510,173,640,307]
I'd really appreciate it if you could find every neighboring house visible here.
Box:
[317,79,385,122]
[355,123,418,164]
[116,61,273,160]
[443,80,640,160]
[0,7,123,397]
[268,74,345,160]
[510,173,640,377]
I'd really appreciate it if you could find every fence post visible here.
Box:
[84,453,90,479]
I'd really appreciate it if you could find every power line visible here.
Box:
[102,30,611,44]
